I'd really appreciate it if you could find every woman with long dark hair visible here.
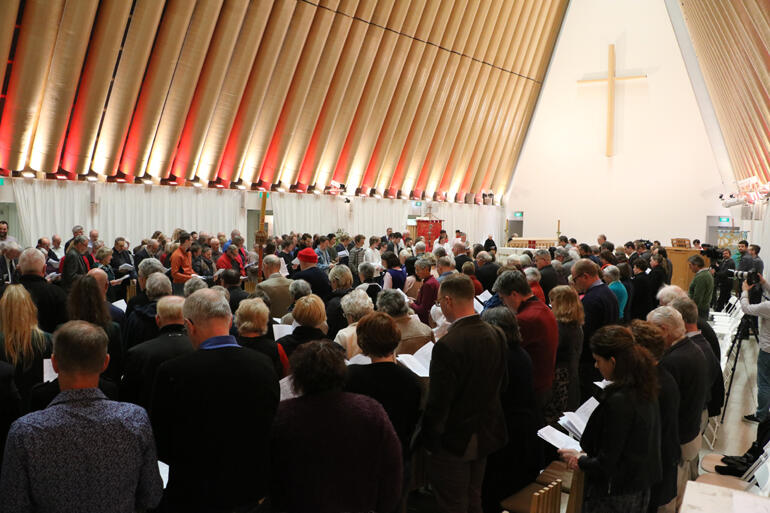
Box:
[68,275,123,382]
[559,325,661,512]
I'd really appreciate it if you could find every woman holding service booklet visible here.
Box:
[558,325,662,513]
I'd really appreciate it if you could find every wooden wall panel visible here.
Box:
[681,0,770,185]
[0,0,568,201]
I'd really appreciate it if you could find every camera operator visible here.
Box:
[740,276,770,423]
[711,248,735,311]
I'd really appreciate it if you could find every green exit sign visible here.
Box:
[513,211,523,218]
[719,216,730,223]
[414,201,422,207]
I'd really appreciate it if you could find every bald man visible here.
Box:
[120,296,192,409]
[88,268,126,329]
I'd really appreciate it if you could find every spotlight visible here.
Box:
[21,171,35,179]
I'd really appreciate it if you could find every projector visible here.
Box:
[722,197,746,208]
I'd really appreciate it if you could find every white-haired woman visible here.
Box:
[333,289,374,359]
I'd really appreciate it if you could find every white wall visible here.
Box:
[505,0,731,245]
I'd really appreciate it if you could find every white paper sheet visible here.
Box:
[43,359,57,382]
[346,354,371,366]
[158,462,169,488]
[118,263,134,272]
[537,426,582,451]
[112,299,127,312]
[397,354,429,377]
[593,379,612,389]
[280,375,299,401]
[273,324,294,340]
[413,342,434,370]
[473,299,484,314]
[477,290,493,303]
[115,274,131,283]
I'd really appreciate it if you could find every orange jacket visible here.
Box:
[171,247,193,283]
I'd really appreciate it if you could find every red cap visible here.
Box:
[297,248,318,263]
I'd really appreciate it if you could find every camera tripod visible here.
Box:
[721,314,760,423]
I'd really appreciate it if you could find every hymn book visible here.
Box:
[558,396,599,440]
[396,342,434,377]
[538,426,582,451]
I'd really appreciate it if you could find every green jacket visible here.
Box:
[689,269,714,318]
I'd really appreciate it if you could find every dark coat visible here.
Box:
[123,301,160,351]
[475,262,500,293]
[18,274,68,334]
[422,315,508,457]
[120,324,193,409]
[226,285,249,314]
[690,333,725,417]
[454,254,472,272]
[649,267,667,296]
[579,385,662,497]
[653,366,681,507]
[61,249,89,290]
[630,273,655,320]
[0,361,20,458]
[28,377,118,412]
[238,334,286,379]
[293,266,332,300]
[0,332,52,411]
[151,344,279,512]
[270,392,402,513]
[325,288,352,340]
[580,282,619,363]
[276,326,328,359]
[659,337,708,443]
[538,264,559,303]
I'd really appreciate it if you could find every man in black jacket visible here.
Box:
[18,248,68,334]
[292,248,332,300]
[150,288,279,513]
[572,259,619,400]
[61,235,90,291]
[123,273,172,350]
[423,274,508,513]
[222,269,249,314]
[534,249,558,303]
[452,242,472,272]
[712,248,735,311]
[648,306,708,508]
[121,296,192,409]
[475,251,500,293]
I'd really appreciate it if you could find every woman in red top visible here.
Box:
[524,267,546,303]
[217,245,246,276]
[461,261,483,296]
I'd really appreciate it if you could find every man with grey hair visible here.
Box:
[121,296,192,409]
[647,305,708,504]
[64,224,84,254]
[18,247,68,333]
[123,273,172,350]
[183,276,207,298]
[656,284,720,366]
[61,235,89,290]
[126,257,166,317]
[356,262,382,308]
[475,251,500,293]
[452,242,472,272]
[257,254,293,318]
[134,238,160,269]
[0,320,163,512]
[534,249,558,303]
[554,246,574,277]
[437,256,455,283]
[150,289,279,513]
[410,258,439,324]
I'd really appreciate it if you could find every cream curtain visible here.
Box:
[432,202,506,247]
[12,178,246,248]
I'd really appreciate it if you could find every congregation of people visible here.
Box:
[0,222,756,513]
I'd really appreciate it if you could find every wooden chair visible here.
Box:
[501,479,562,513]
[126,281,136,301]
[671,238,691,248]
[534,464,584,513]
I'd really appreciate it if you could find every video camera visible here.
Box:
[729,268,760,286]
[700,243,723,262]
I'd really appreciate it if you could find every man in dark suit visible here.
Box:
[475,251,500,293]
[120,296,192,409]
[87,268,126,329]
[61,235,90,291]
[222,269,249,314]
[648,306,707,506]
[534,249,559,304]
[150,288,279,513]
[631,259,656,320]
[18,248,68,334]
[452,243,472,272]
[0,241,21,285]
[134,239,160,270]
[126,258,166,318]
[572,258,619,400]
[110,237,136,301]
[423,274,508,513]
[124,273,172,350]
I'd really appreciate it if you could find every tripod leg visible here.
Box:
[722,337,743,424]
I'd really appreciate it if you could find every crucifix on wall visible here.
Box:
[578,44,646,157]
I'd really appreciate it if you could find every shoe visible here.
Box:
[743,414,761,423]
[715,463,747,477]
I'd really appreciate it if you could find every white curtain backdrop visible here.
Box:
[12,179,246,248]
[433,202,506,247]
[270,193,411,237]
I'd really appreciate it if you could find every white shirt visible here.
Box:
[52,246,65,259]
[363,247,382,269]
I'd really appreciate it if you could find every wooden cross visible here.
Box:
[578,44,646,157]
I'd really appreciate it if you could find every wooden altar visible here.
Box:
[506,237,558,250]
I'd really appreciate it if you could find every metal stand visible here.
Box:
[721,315,760,423]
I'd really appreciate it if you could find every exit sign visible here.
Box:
[513,211,523,218]
[414,201,422,207]
[719,217,730,223]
